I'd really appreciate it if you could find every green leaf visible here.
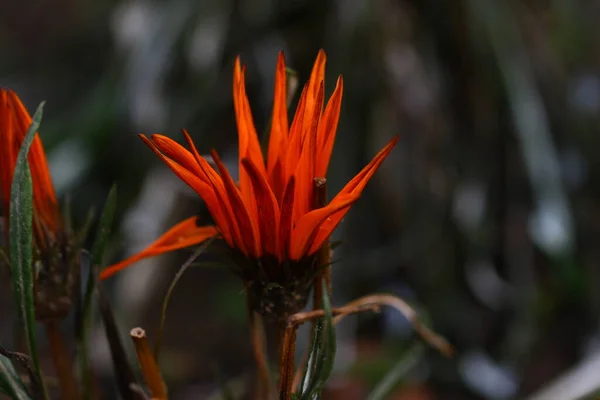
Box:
[97,283,144,400]
[299,280,337,400]
[9,101,49,399]
[366,344,423,400]
[78,185,117,399]
[0,355,31,400]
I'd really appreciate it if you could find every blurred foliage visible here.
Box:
[2,0,600,398]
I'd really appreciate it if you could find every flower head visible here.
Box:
[1,89,79,321]
[100,51,397,315]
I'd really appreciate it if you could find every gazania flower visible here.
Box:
[0,89,78,321]
[0,89,60,241]
[100,51,397,316]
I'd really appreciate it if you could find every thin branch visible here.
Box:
[155,238,215,361]
[333,294,454,357]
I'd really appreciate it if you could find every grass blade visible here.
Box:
[0,355,31,400]
[366,344,423,400]
[300,281,337,400]
[78,185,117,397]
[9,102,49,399]
[98,282,145,400]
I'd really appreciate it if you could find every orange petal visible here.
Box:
[242,158,280,257]
[284,84,309,181]
[278,176,296,260]
[307,137,398,254]
[139,135,232,246]
[0,90,16,215]
[211,149,260,257]
[293,81,324,223]
[315,76,343,177]
[149,134,204,178]
[235,66,264,169]
[179,129,245,253]
[0,89,59,232]
[233,63,263,227]
[267,52,289,199]
[289,194,358,260]
[99,217,218,279]
[306,205,351,256]
[302,49,326,131]
[335,137,398,197]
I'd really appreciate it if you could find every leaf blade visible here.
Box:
[78,185,117,398]
[366,344,423,400]
[0,355,31,400]
[8,101,49,399]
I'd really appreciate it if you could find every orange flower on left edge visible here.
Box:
[0,89,79,321]
[0,89,60,242]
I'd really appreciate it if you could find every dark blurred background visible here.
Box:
[2,0,600,399]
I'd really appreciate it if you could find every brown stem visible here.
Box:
[277,323,298,400]
[332,294,454,357]
[130,327,167,399]
[45,320,80,400]
[248,304,274,400]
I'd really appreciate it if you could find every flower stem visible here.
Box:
[247,304,274,399]
[45,320,80,400]
[130,327,167,399]
[277,323,298,399]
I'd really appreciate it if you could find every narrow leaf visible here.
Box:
[98,282,144,400]
[300,280,337,399]
[366,344,423,400]
[78,185,117,398]
[0,355,31,400]
[9,102,49,399]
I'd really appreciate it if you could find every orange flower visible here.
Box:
[0,89,60,243]
[1,89,81,321]
[100,50,397,280]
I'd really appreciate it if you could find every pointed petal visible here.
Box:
[307,137,398,255]
[293,82,324,223]
[278,176,296,260]
[179,129,246,254]
[0,89,59,232]
[289,194,358,260]
[211,149,260,257]
[139,134,234,247]
[242,158,280,257]
[233,62,264,226]
[99,218,218,279]
[0,90,15,215]
[335,137,398,197]
[316,76,343,177]
[149,134,204,178]
[234,65,264,169]
[267,52,289,198]
[306,206,351,256]
[303,49,326,131]
[284,84,308,181]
